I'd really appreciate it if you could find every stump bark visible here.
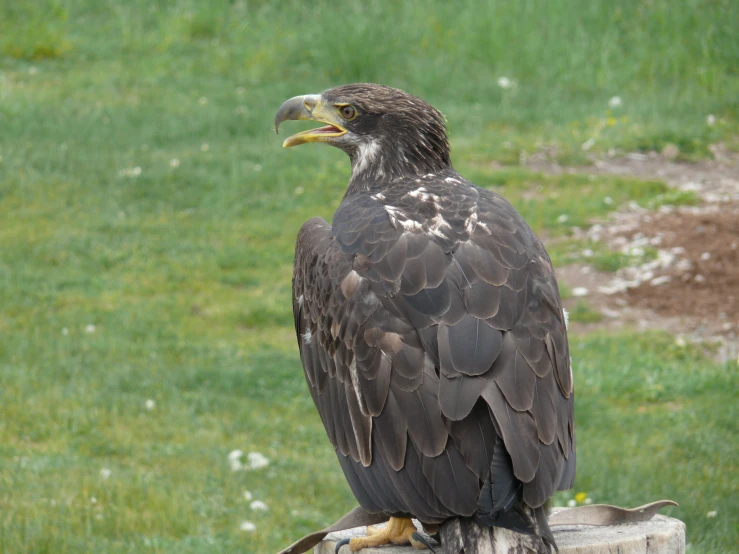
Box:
[316,510,685,554]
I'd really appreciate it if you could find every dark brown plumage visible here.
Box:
[279,84,575,553]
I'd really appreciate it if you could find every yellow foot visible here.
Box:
[337,517,433,552]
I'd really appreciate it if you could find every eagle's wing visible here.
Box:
[292,180,574,523]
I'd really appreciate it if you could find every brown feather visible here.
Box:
[461,242,510,286]
[446,401,498,480]
[444,315,503,376]
[373,391,409,471]
[399,256,429,295]
[391,342,425,379]
[344,379,373,466]
[482,383,540,483]
[494,346,537,412]
[357,353,391,416]
[393,369,448,457]
[463,279,502,319]
[439,372,485,421]
[421,443,480,516]
[523,441,564,508]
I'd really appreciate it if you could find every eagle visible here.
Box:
[275,84,575,554]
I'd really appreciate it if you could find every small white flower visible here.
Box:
[118,166,142,178]
[557,214,569,224]
[581,138,596,151]
[145,399,156,411]
[582,249,594,258]
[90,497,97,505]
[62,327,69,336]
[198,96,208,106]
[604,196,614,205]
[243,490,253,501]
[100,468,112,480]
[675,336,686,347]
[584,497,593,505]
[228,450,243,461]
[572,287,589,297]
[201,143,210,152]
[497,76,515,89]
[294,186,304,195]
[567,499,577,507]
[229,449,244,471]
[85,324,96,334]
[169,158,180,168]
[706,510,717,518]
[246,452,270,470]
[706,114,716,126]
[240,521,256,532]
[608,96,622,108]
[250,500,268,511]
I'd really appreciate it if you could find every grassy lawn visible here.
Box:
[0,1,737,553]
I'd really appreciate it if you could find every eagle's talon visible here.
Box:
[338,517,420,551]
[365,525,383,536]
[334,537,351,553]
[411,532,436,552]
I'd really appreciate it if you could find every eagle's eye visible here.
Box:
[338,105,356,120]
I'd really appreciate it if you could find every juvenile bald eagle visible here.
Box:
[275,84,575,554]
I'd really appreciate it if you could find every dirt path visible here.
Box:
[533,149,739,362]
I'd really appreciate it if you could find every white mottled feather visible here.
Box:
[353,140,381,176]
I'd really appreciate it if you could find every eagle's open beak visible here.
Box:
[274,94,347,147]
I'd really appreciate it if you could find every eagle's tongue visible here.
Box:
[313,125,340,133]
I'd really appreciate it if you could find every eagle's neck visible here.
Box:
[346,137,452,194]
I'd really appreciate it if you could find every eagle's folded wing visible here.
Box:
[293,183,574,523]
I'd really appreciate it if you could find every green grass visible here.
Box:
[562,334,738,553]
[463,166,671,235]
[551,237,662,274]
[1,1,738,552]
[567,301,605,324]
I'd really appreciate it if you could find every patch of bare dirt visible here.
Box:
[543,149,739,362]
[623,205,739,324]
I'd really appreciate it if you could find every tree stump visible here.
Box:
[316,510,685,554]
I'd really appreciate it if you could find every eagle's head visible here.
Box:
[275,84,451,183]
